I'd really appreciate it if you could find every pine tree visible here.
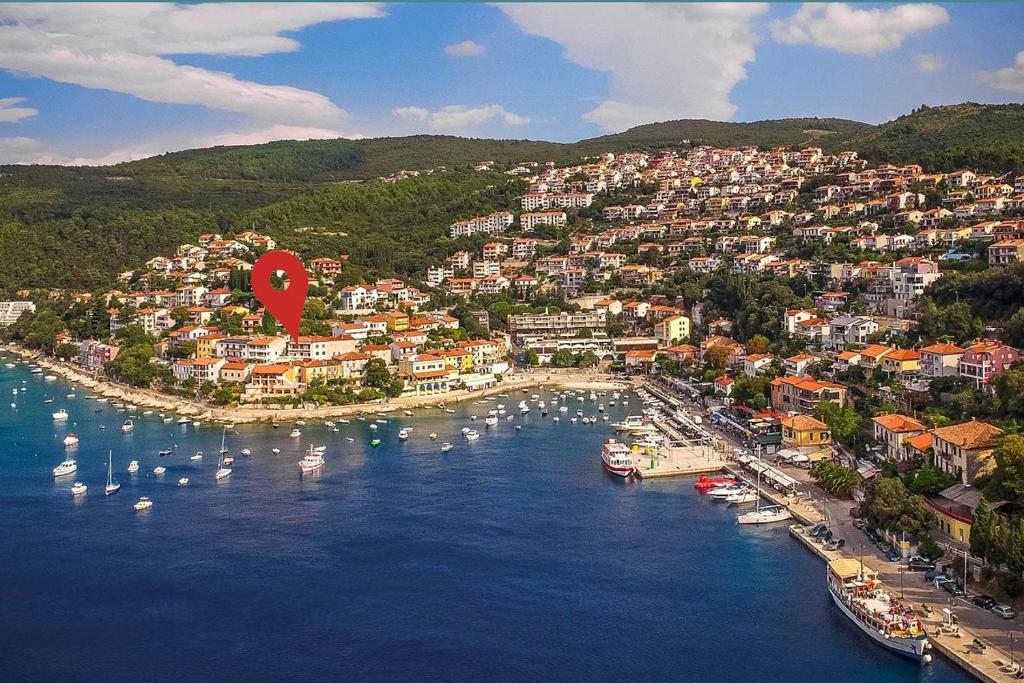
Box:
[970,497,992,559]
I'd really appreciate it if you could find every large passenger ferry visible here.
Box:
[826,558,931,662]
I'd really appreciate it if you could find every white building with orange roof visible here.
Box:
[871,413,927,461]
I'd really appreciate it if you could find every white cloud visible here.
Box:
[444,40,485,57]
[499,3,768,132]
[0,136,43,163]
[503,112,530,126]
[393,104,529,132]
[914,53,945,74]
[771,3,949,57]
[978,51,1024,95]
[0,97,38,123]
[0,3,384,126]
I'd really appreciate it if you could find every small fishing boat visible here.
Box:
[121,419,134,433]
[398,429,410,441]
[158,448,172,457]
[295,420,306,426]
[223,455,234,466]
[43,398,53,404]
[63,434,79,447]
[297,446,325,474]
[404,410,413,416]
[272,448,281,454]
[289,429,301,438]
[465,430,479,441]
[240,448,251,457]
[178,477,189,486]
[190,451,203,461]
[368,423,378,431]
[441,442,453,452]
[153,466,167,476]
[176,416,190,425]
[133,497,153,512]
[52,408,69,421]
[162,417,173,423]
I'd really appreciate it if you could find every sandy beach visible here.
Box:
[2,344,634,424]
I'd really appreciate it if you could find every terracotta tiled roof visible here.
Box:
[872,413,926,433]
[931,420,1002,450]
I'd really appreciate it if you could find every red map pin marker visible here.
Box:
[252,250,309,343]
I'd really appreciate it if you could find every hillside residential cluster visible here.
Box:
[4,142,1024,551]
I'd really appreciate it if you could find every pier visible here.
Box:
[632,444,727,479]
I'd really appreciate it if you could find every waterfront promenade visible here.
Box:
[642,378,1023,682]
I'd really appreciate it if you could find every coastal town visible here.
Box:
[5,142,1024,681]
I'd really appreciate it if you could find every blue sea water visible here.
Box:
[0,358,969,682]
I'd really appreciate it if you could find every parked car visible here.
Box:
[818,530,834,544]
[808,523,828,538]
[864,528,881,544]
[924,569,945,582]
[990,604,1018,620]
[825,538,846,552]
[941,580,966,597]
[971,595,996,610]
[883,546,901,562]
[907,556,936,572]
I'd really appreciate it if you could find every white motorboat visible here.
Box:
[553,416,560,422]
[162,417,173,423]
[404,410,413,416]
[121,419,134,433]
[725,491,758,505]
[398,429,410,441]
[190,451,203,461]
[484,415,498,426]
[128,460,140,473]
[297,446,325,474]
[153,466,166,476]
[325,421,335,427]
[465,429,479,441]
[241,448,251,457]
[104,451,120,496]
[441,442,453,452]
[368,423,378,431]
[223,454,234,465]
[52,408,69,421]
[53,457,77,477]
[176,416,191,425]
[68,481,87,496]
[63,433,79,447]
[178,477,189,486]
[44,374,57,382]
[295,420,306,426]
[272,448,281,454]
[289,428,301,438]
[133,497,153,512]
[708,484,747,499]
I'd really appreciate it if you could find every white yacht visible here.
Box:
[153,466,167,476]
[53,457,77,477]
[289,428,302,438]
[398,429,410,441]
[104,451,120,496]
[190,451,203,461]
[70,481,87,496]
[465,429,480,441]
[441,442,454,452]
[128,460,140,473]
[297,446,326,474]
[63,433,79,447]
[484,415,498,426]
[133,497,153,512]
[178,477,189,486]
[121,419,134,433]
[52,408,69,421]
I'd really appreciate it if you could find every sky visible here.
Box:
[1,2,1024,165]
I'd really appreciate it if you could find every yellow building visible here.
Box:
[384,310,410,332]
[654,314,692,346]
[195,333,225,359]
[780,414,831,447]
